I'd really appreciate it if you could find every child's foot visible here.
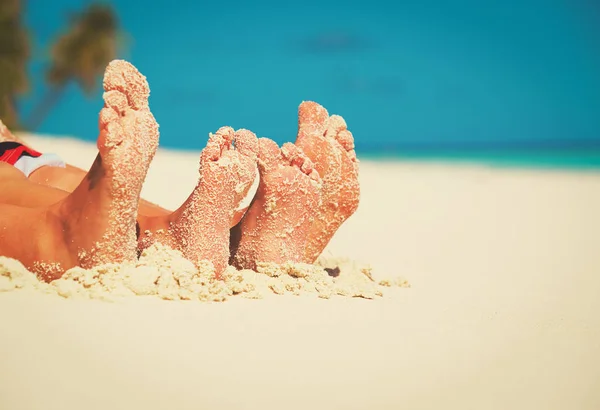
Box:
[230,138,321,270]
[50,60,159,278]
[149,127,258,277]
[295,101,360,261]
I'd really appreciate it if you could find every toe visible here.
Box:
[99,107,119,130]
[282,143,322,181]
[103,90,128,115]
[324,114,358,170]
[202,127,234,162]
[233,129,258,160]
[336,128,359,173]
[257,138,282,171]
[326,114,355,153]
[335,129,356,153]
[281,142,302,165]
[281,143,316,175]
[98,120,125,151]
[214,126,235,152]
[297,101,329,141]
[103,60,149,110]
[214,126,235,145]
[326,115,347,137]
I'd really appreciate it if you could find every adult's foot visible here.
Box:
[143,127,258,276]
[230,138,321,270]
[295,101,360,261]
[46,59,159,279]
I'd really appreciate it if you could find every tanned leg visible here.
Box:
[2,116,259,275]
[0,59,159,281]
[0,118,167,217]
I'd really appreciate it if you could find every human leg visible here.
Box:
[0,76,258,277]
[0,59,159,281]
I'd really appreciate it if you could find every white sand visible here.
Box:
[1,134,600,409]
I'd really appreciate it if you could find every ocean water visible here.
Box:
[20,0,600,167]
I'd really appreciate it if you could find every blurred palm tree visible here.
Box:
[0,0,30,129]
[28,3,119,130]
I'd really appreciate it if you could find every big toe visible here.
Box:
[201,126,234,162]
[103,59,150,111]
[297,101,329,141]
[234,128,258,161]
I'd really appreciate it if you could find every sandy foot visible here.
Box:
[150,127,258,276]
[230,138,321,270]
[50,60,159,279]
[295,101,360,261]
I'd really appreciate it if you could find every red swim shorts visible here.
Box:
[0,141,65,177]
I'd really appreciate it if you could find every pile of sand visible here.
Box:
[0,243,408,302]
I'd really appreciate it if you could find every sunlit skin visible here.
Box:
[1,67,360,279]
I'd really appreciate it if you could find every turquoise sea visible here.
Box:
[20,0,600,168]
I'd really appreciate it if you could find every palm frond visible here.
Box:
[0,0,30,127]
[46,2,121,94]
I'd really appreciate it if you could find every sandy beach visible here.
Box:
[1,134,599,409]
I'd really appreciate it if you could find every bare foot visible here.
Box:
[49,60,159,278]
[145,127,258,276]
[230,138,321,270]
[295,101,360,261]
